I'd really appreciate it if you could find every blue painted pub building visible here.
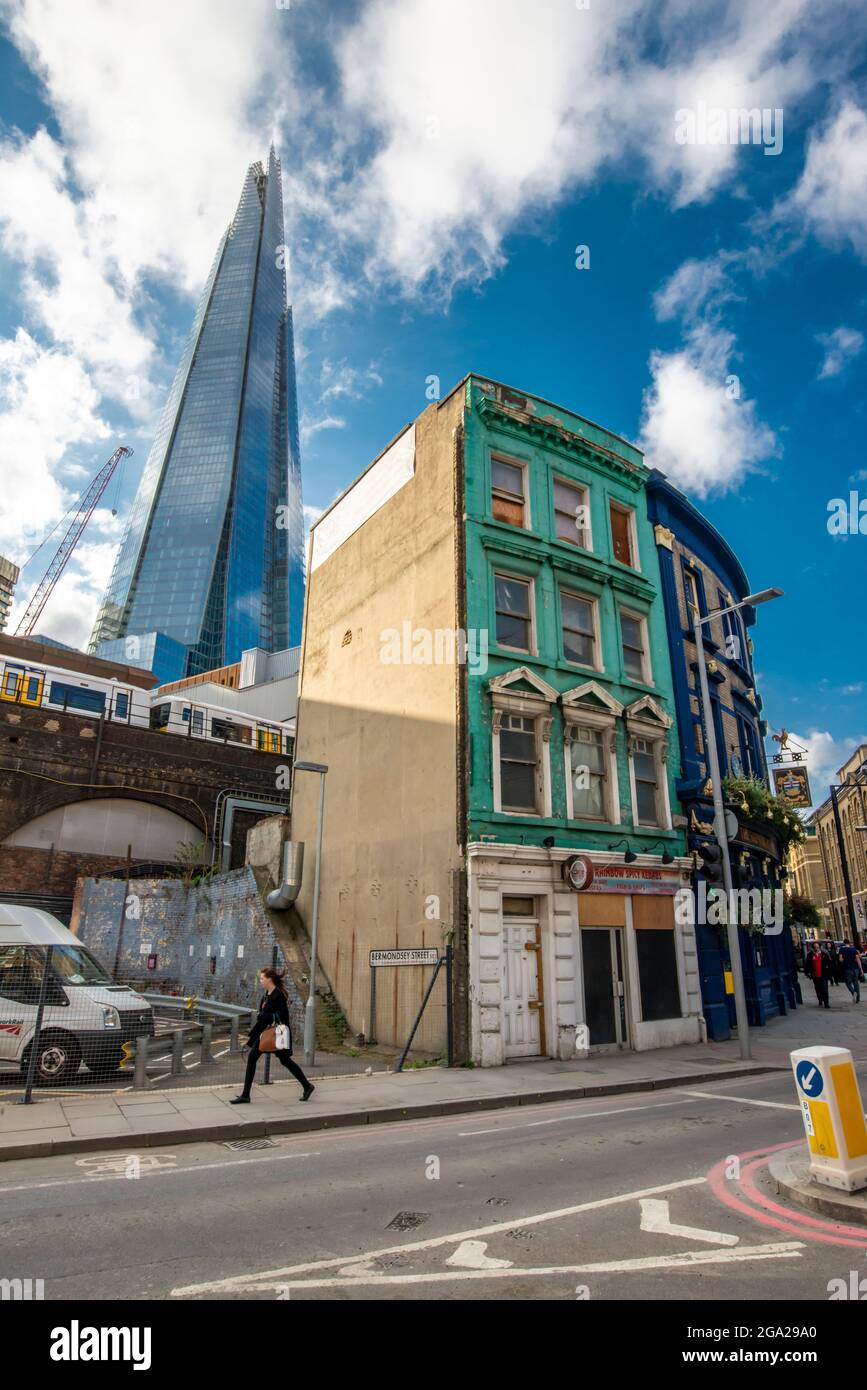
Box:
[645,472,800,1040]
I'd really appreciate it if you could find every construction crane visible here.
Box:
[15,445,133,638]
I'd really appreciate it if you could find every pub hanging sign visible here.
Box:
[772,765,812,809]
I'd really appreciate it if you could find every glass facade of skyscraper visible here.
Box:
[89,149,304,679]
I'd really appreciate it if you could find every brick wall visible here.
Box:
[75,869,304,1031]
[0,844,137,897]
[0,702,288,895]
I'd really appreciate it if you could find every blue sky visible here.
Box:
[0,0,865,804]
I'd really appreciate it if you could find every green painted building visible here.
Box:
[458,378,700,1065]
[293,374,704,1067]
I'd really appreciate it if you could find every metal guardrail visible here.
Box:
[121,995,254,1090]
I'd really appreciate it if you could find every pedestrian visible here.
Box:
[840,941,864,1003]
[833,943,847,987]
[806,944,831,1009]
[822,943,838,987]
[231,967,314,1104]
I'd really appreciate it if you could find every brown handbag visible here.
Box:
[258,1026,277,1053]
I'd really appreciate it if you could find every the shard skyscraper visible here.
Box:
[90,149,304,684]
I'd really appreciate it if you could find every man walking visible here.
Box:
[840,941,864,1003]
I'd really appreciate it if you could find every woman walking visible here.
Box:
[231,967,314,1103]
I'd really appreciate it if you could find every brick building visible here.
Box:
[0,636,289,919]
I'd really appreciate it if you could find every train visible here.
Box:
[0,653,292,756]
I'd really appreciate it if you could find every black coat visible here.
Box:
[247,989,292,1051]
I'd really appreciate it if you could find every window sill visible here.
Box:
[619,676,657,697]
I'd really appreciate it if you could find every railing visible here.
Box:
[122,995,254,1090]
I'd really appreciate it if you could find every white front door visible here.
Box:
[502,913,544,1058]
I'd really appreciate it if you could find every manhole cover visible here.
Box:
[386,1211,430,1231]
[222,1138,276,1152]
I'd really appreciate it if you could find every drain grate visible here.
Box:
[222,1137,276,1152]
[386,1211,430,1231]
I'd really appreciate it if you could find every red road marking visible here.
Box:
[708,1140,867,1249]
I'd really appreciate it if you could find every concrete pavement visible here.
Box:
[1,987,863,1162]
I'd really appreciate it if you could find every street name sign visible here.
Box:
[370,948,439,967]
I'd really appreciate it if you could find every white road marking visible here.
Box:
[219,1242,804,1293]
[639,1198,739,1247]
[446,1240,514,1270]
[458,1096,700,1136]
[0,1150,321,1195]
[683,1089,799,1112]
[171,1173,708,1296]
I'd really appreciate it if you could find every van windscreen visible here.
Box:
[51,946,113,986]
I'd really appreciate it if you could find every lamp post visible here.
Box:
[293,760,328,1067]
[692,586,784,1062]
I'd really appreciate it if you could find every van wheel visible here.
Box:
[22,1034,81,1085]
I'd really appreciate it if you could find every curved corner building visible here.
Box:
[89,149,304,683]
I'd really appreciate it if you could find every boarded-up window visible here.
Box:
[633,896,680,1021]
[610,503,634,567]
[492,457,526,528]
[577,893,626,927]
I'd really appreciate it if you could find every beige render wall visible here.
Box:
[290,392,465,1053]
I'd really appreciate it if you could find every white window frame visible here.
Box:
[609,500,640,572]
[489,669,557,819]
[561,682,623,825]
[553,475,592,551]
[625,697,674,832]
[491,453,530,530]
[559,587,601,671]
[619,607,653,685]
[494,570,536,656]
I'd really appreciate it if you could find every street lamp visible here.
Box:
[293,760,328,1067]
[692,586,783,1061]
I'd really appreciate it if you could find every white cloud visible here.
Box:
[639,321,778,496]
[320,358,383,402]
[817,326,864,379]
[789,729,867,812]
[300,415,347,445]
[783,100,867,259]
[0,328,109,554]
[331,0,862,294]
[6,0,278,296]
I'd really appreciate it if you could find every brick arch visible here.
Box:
[0,782,208,847]
[3,795,207,861]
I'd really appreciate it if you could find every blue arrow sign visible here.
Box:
[796,1059,824,1097]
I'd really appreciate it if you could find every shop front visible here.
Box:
[467,844,704,1067]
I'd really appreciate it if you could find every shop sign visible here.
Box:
[583,863,679,896]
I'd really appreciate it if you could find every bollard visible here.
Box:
[791,1045,867,1191]
[200,1021,213,1067]
[134,1036,150,1092]
[171,1030,185,1076]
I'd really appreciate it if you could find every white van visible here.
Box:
[0,906,154,1084]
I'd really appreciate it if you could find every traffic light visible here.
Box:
[697,838,725,886]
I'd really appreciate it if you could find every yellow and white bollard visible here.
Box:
[790,1046,867,1191]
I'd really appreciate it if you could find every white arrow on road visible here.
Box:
[639,1198,739,1247]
